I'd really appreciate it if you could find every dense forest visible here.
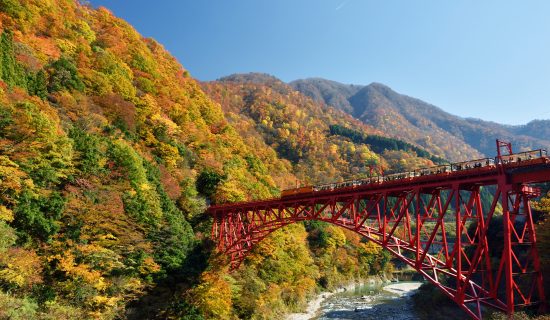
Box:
[328,124,446,165]
[0,1,549,320]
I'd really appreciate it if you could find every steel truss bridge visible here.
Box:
[208,146,550,319]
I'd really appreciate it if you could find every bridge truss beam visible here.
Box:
[211,178,545,319]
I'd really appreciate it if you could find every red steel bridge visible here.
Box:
[208,142,550,319]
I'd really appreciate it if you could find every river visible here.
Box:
[288,281,423,320]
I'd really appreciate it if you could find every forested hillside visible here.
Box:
[0,0,296,318]
[291,78,550,161]
[202,73,443,183]
[0,2,449,319]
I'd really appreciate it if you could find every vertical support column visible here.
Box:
[500,181,514,315]
[415,188,421,269]
[518,186,546,313]
[455,183,464,304]
[382,193,387,244]
[474,187,492,294]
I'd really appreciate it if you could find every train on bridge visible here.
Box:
[281,148,547,198]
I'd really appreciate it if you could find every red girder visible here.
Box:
[208,157,550,319]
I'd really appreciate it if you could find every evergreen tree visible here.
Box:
[28,70,48,99]
[0,30,27,89]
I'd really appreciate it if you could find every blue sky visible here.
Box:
[90,0,550,125]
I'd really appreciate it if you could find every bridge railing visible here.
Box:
[496,149,547,164]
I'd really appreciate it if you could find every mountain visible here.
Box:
[291,79,550,161]
[0,3,439,320]
[202,73,443,184]
[217,72,281,85]
[0,1,300,318]
[513,119,550,139]
[290,78,361,113]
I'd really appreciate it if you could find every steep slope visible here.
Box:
[0,1,295,318]
[204,75,381,185]
[347,83,483,160]
[292,79,550,160]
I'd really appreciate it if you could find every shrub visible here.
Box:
[27,70,48,99]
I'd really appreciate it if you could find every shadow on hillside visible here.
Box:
[125,239,213,319]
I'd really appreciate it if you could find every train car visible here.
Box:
[384,172,409,181]
[497,149,547,165]
[281,186,314,198]
[415,164,452,176]
[451,157,494,171]
[314,183,334,192]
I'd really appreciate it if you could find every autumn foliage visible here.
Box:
[0,1,459,319]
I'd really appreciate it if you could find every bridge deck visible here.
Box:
[209,157,550,213]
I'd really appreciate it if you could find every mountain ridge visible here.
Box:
[286,76,550,160]
[221,73,550,161]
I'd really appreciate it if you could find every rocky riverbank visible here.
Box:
[286,278,389,320]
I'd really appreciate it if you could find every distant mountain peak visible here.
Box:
[217,72,282,85]
[367,82,390,89]
[289,78,363,113]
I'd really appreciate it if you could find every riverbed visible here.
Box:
[287,281,423,320]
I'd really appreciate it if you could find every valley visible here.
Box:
[0,2,548,320]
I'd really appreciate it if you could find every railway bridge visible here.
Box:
[208,143,550,319]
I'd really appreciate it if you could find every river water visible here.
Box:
[312,281,423,320]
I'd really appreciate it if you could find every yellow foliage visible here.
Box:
[55,38,77,55]
[138,256,161,275]
[157,142,180,168]
[190,269,233,319]
[254,283,285,319]
[51,253,107,291]
[534,194,550,214]
[90,295,119,308]
[0,206,14,222]
[139,182,151,191]
[214,179,247,204]
[325,225,347,249]
[0,156,28,204]
[0,248,43,289]
[361,240,382,255]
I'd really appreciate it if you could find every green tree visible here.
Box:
[47,57,85,92]
[0,31,27,88]
[196,170,226,198]
[69,127,104,175]
[13,191,65,242]
[27,70,48,99]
